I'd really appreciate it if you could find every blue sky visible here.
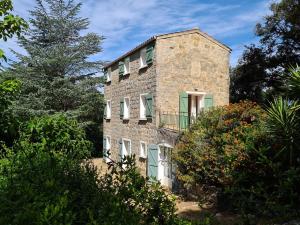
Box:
[0,0,276,66]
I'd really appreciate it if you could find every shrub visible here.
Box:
[0,79,21,152]
[174,101,267,190]
[174,101,300,218]
[0,114,185,225]
[16,114,92,160]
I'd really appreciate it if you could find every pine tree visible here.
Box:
[2,0,104,155]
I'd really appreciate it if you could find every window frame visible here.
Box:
[139,48,147,69]
[122,138,131,156]
[123,97,130,120]
[139,141,147,158]
[139,93,148,120]
[106,67,111,82]
[106,100,111,119]
[124,57,130,75]
[106,135,111,151]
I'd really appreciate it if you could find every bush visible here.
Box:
[0,79,21,152]
[174,101,300,218]
[0,114,184,225]
[174,101,267,189]
[15,114,92,160]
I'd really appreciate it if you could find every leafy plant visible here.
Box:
[0,0,28,61]
[0,79,21,152]
[265,97,300,167]
[0,114,190,225]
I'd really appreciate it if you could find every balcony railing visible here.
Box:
[159,111,200,131]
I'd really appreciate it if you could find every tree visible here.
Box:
[230,46,268,103]
[0,115,181,225]
[2,0,105,155]
[230,0,300,103]
[0,0,27,61]
[0,79,20,152]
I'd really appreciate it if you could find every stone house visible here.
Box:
[103,28,231,187]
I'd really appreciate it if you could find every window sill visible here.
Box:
[124,72,130,76]
[139,155,147,159]
[123,117,130,120]
[139,65,148,70]
[139,117,147,121]
[105,117,111,120]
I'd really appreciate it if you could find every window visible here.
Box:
[123,97,130,119]
[106,100,111,119]
[106,136,111,151]
[104,136,111,162]
[119,61,124,76]
[106,68,111,82]
[140,94,147,119]
[122,138,131,157]
[124,57,130,74]
[140,48,147,68]
[140,141,147,158]
[140,94,153,120]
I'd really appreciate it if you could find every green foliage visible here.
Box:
[265,97,300,167]
[2,0,104,155]
[16,114,92,159]
[285,66,300,100]
[230,0,300,103]
[174,101,267,189]
[0,79,20,151]
[0,114,188,224]
[230,46,267,104]
[0,0,27,61]
[174,100,300,218]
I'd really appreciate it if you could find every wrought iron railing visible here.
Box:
[159,111,200,131]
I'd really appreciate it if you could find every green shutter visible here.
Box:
[119,61,124,76]
[147,144,158,180]
[146,45,153,64]
[145,94,153,119]
[119,139,123,162]
[179,92,189,130]
[204,94,214,109]
[120,98,124,119]
[104,105,107,119]
[103,70,107,81]
[103,136,107,159]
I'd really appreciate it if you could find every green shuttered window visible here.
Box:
[145,94,153,118]
[146,45,154,64]
[103,136,107,158]
[147,144,158,180]
[104,105,107,119]
[179,92,189,130]
[119,61,124,76]
[204,94,214,109]
[120,98,124,119]
[118,139,122,162]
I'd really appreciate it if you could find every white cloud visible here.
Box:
[1,0,275,66]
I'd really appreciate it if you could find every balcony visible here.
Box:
[159,111,199,131]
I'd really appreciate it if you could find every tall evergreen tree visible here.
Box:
[2,0,104,155]
[230,0,300,103]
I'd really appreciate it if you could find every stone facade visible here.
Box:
[104,48,158,175]
[156,31,230,116]
[103,28,230,177]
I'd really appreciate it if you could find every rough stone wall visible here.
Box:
[103,45,158,175]
[155,31,230,118]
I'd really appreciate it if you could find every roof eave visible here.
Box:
[103,36,156,69]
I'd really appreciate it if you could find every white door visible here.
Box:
[158,145,173,187]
